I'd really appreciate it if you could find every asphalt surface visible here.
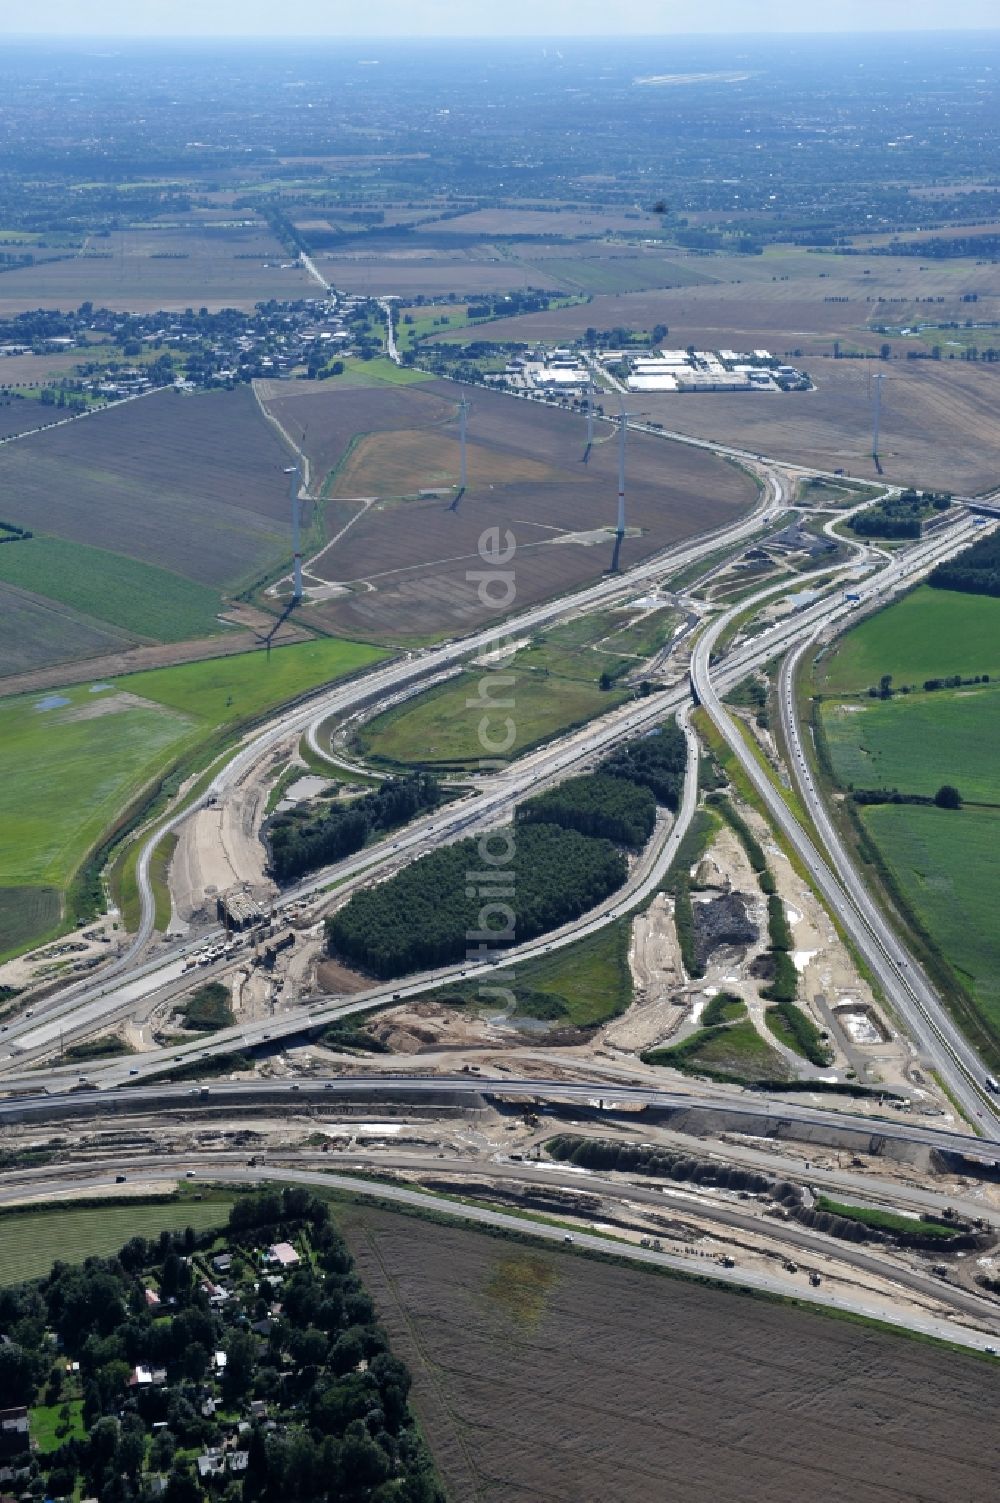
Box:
[1,1073,997,1159]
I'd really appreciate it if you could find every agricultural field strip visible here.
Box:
[0,1158,996,1352]
[0,386,159,451]
[4,521,951,1080]
[772,557,1000,1130]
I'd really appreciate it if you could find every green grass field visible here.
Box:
[822,685,1000,804]
[819,587,1000,695]
[817,586,1000,1055]
[397,305,471,352]
[434,920,633,1028]
[0,636,386,959]
[0,536,226,642]
[645,1018,792,1084]
[0,687,194,891]
[30,1400,86,1453]
[119,635,385,728]
[507,920,633,1027]
[0,886,61,956]
[0,1194,234,1286]
[336,358,433,386]
[360,611,644,768]
[862,803,1000,1039]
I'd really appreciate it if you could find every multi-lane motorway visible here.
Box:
[692,514,1000,1134]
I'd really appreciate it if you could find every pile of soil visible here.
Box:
[692,891,757,969]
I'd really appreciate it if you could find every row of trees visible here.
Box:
[930,530,1000,599]
[850,489,950,540]
[267,773,441,885]
[326,823,626,978]
[515,772,656,849]
[602,721,688,808]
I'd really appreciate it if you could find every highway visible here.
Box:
[691,514,1000,1134]
[1,474,795,1067]
[1,1156,996,1353]
[0,1071,996,1159]
[0,502,981,1086]
[0,541,901,1077]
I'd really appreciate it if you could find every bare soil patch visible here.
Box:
[258,382,458,486]
[342,1206,1000,1503]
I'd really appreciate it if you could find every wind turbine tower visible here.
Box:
[285,465,303,604]
[871,371,887,468]
[586,376,595,452]
[610,409,634,572]
[459,396,469,493]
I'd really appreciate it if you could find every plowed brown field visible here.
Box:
[343,1207,1000,1503]
[263,380,755,641]
[637,359,1000,493]
[0,387,292,587]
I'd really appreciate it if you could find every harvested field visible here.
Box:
[0,387,293,589]
[427,247,1000,357]
[332,427,560,496]
[0,351,91,385]
[0,581,134,679]
[341,1207,1000,1503]
[0,396,50,438]
[258,381,457,487]
[315,252,566,298]
[0,226,312,314]
[275,380,756,642]
[413,207,667,237]
[635,360,1000,493]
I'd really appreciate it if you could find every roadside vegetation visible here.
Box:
[177,982,234,1033]
[267,772,441,884]
[434,919,633,1029]
[641,1018,793,1086]
[355,609,674,771]
[327,823,626,979]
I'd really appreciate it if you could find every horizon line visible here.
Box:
[4,27,1000,41]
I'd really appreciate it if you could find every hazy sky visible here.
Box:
[2,1,998,38]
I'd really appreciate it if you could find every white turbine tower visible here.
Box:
[458,396,469,493]
[285,465,303,604]
[871,370,887,467]
[609,402,647,571]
